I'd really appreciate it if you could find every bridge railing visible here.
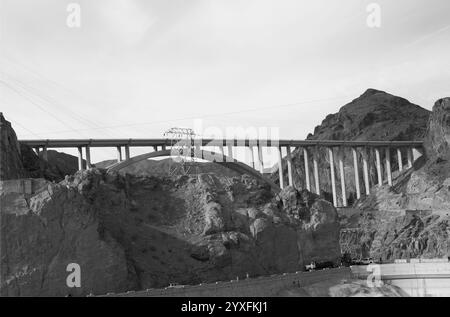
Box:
[20,138,424,207]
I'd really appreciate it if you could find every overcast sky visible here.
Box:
[1,0,449,161]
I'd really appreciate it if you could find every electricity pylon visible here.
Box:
[163,127,198,176]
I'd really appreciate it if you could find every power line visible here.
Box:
[17,95,352,137]
[0,56,123,138]
[0,78,79,131]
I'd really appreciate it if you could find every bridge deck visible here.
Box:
[19,138,424,148]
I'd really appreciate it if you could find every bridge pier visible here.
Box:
[286,146,293,187]
[277,146,284,189]
[313,149,320,195]
[375,148,383,187]
[227,144,233,163]
[77,147,84,171]
[303,148,311,192]
[338,150,347,207]
[352,148,361,199]
[407,147,413,168]
[85,146,91,169]
[125,145,130,160]
[42,147,48,162]
[117,146,122,162]
[328,147,337,207]
[397,148,403,172]
[257,144,264,174]
[362,148,370,195]
[250,146,256,169]
[385,147,392,186]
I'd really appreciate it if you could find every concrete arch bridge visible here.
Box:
[20,138,424,207]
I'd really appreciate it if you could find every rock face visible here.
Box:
[425,98,450,160]
[21,145,82,182]
[1,170,340,296]
[340,97,450,260]
[272,89,430,204]
[0,113,27,180]
[340,210,450,261]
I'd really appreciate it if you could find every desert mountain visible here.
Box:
[272,89,431,204]
[340,97,450,260]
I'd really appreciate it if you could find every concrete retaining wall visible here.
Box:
[104,268,352,297]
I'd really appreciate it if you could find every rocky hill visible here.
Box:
[1,169,340,296]
[340,97,450,260]
[272,89,431,204]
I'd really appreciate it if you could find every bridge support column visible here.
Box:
[42,147,48,162]
[407,147,413,168]
[85,146,91,169]
[257,144,264,174]
[277,146,284,189]
[286,146,293,187]
[125,145,130,160]
[352,148,361,199]
[77,147,84,171]
[250,146,255,169]
[227,144,233,162]
[313,148,320,195]
[363,148,370,195]
[397,148,403,172]
[385,147,392,186]
[338,149,347,207]
[303,148,311,192]
[375,148,383,187]
[328,148,337,207]
[117,146,122,163]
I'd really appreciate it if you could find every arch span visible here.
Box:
[106,149,281,193]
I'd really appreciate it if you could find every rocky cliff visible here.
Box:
[0,113,27,180]
[1,169,340,296]
[340,97,450,260]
